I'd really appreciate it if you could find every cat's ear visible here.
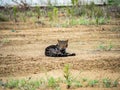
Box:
[57,39,60,43]
[66,39,68,42]
[57,39,60,42]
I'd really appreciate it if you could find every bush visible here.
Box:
[0,13,9,22]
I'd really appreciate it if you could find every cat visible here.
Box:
[45,40,76,57]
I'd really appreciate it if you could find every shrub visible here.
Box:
[6,79,19,89]
[88,80,99,87]
[47,77,58,88]
[63,64,72,89]
[103,78,111,88]
[0,13,9,22]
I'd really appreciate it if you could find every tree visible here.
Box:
[12,0,30,9]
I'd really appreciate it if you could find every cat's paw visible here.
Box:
[71,53,76,56]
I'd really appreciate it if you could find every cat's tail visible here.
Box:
[68,53,76,56]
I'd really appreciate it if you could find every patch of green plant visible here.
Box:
[98,44,106,51]
[1,38,10,44]
[66,7,74,17]
[35,6,41,21]
[108,0,120,6]
[96,17,109,25]
[71,0,79,6]
[0,13,9,22]
[98,42,113,51]
[103,78,111,88]
[6,79,19,89]
[113,80,119,87]
[24,79,41,90]
[88,80,99,87]
[63,64,72,89]
[13,6,18,22]
[53,7,58,21]
[113,77,120,87]
[82,78,88,82]
[5,78,42,90]
[62,16,109,27]
[48,7,58,22]
[78,17,90,25]
[18,79,26,87]
[47,77,58,88]
[73,81,83,87]
[84,2,105,18]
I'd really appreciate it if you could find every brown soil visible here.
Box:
[0,21,120,90]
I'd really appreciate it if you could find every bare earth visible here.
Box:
[0,22,120,90]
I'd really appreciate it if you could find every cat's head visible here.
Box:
[57,40,68,50]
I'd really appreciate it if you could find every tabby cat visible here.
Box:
[45,40,76,57]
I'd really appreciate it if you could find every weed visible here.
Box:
[0,13,9,22]
[13,6,18,22]
[88,80,99,87]
[74,81,83,87]
[98,44,106,51]
[18,79,26,87]
[82,78,88,82]
[35,6,41,21]
[55,86,61,90]
[113,77,119,87]
[98,42,113,51]
[108,43,113,51]
[6,79,19,89]
[103,78,111,88]
[71,0,79,6]
[1,38,10,44]
[63,64,72,89]
[47,77,58,88]
[113,80,119,87]
[53,7,58,21]
[48,7,58,22]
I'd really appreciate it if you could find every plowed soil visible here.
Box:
[0,21,120,89]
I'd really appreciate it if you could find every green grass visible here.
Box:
[5,79,42,90]
[3,77,119,90]
[63,64,73,89]
[82,78,88,82]
[47,77,58,88]
[73,81,83,87]
[62,16,109,27]
[103,78,112,88]
[88,80,99,87]
[98,43,113,51]
[1,38,10,44]
[6,79,19,89]
[0,13,9,22]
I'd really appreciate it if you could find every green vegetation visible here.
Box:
[103,78,111,88]
[6,79,19,89]
[13,6,18,22]
[0,13,9,22]
[1,38,10,44]
[73,81,83,87]
[63,64,72,89]
[5,79,42,90]
[108,0,120,6]
[0,1,113,27]
[48,7,58,22]
[1,76,119,90]
[98,42,113,51]
[47,77,58,88]
[88,80,99,87]
[112,77,119,87]
[82,78,88,82]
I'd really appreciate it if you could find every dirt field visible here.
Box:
[0,21,120,89]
